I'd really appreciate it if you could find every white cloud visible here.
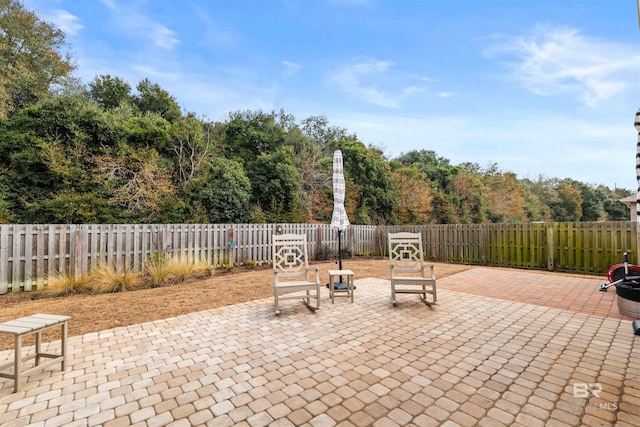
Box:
[100,0,116,10]
[20,2,84,36]
[131,65,178,80]
[98,0,180,50]
[329,58,428,108]
[403,86,425,96]
[485,26,640,108]
[150,24,180,50]
[192,7,238,49]
[282,61,302,78]
[45,9,83,36]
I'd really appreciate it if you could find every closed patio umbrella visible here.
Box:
[331,149,350,289]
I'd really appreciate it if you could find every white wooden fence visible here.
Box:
[0,223,377,294]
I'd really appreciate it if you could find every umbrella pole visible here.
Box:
[338,230,343,270]
[331,229,347,290]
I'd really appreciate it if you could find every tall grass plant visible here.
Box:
[90,261,143,293]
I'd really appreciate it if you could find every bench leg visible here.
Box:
[14,335,21,393]
[35,332,41,366]
[349,276,354,303]
[61,321,68,370]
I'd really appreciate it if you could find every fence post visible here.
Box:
[72,229,86,279]
[546,224,555,271]
[480,225,487,265]
[349,228,355,257]
[0,225,8,294]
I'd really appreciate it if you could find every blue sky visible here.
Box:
[22,0,640,190]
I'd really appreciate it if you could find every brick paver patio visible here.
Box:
[1,267,639,426]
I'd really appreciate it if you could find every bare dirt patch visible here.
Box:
[0,258,472,351]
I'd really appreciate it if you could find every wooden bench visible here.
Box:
[0,314,71,393]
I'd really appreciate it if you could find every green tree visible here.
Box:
[390,164,432,224]
[97,147,176,223]
[566,180,605,222]
[88,74,133,109]
[395,149,457,191]
[429,191,459,224]
[134,78,182,122]
[169,116,219,184]
[0,0,75,118]
[182,157,251,223]
[0,92,187,223]
[121,113,171,150]
[249,145,302,222]
[447,168,486,223]
[549,180,583,221]
[23,190,117,223]
[394,149,461,223]
[0,179,14,223]
[601,186,633,221]
[300,115,353,154]
[0,95,120,222]
[521,177,552,221]
[221,110,287,163]
[341,139,396,224]
[295,116,358,222]
[482,167,527,223]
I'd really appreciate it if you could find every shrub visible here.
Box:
[242,259,256,268]
[317,244,335,261]
[219,263,234,272]
[340,246,354,259]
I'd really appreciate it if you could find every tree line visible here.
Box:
[0,0,632,225]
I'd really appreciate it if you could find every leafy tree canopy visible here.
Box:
[88,74,133,109]
[134,78,182,123]
[0,0,75,118]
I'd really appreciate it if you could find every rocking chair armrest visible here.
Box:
[426,264,435,279]
[390,263,399,279]
[312,267,320,283]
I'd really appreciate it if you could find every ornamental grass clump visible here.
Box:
[42,271,92,297]
[192,260,214,278]
[167,258,194,283]
[90,261,143,293]
[144,253,173,287]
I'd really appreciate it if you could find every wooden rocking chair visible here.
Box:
[389,232,437,307]
[272,234,321,315]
